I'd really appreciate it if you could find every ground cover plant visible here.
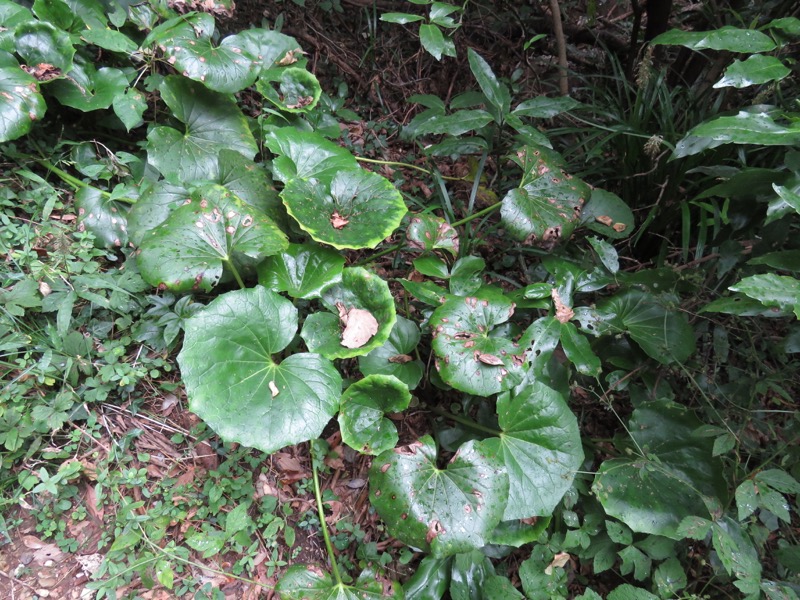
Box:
[1,0,799,598]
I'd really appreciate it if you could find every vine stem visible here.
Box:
[34,158,136,204]
[312,458,343,585]
[427,404,501,436]
[355,156,464,181]
[352,203,501,267]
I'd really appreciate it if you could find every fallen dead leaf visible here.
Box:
[336,302,379,349]
[330,211,349,229]
[551,289,574,323]
[545,551,571,574]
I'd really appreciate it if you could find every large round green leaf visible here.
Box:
[369,436,508,558]
[161,20,259,93]
[301,267,396,360]
[76,187,129,249]
[49,58,127,111]
[232,29,301,75]
[282,169,406,250]
[429,291,526,396]
[264,128,358,184]
[178,287,342,454]
[0,3,33,53]
[257,243,345,300]
[482,381,583,520]
[358,316,425,390]
[137,185,287,292]
[15,21,74,72]
[500,145,591,244]
[126,181,190,246]
[146,76,257,182]
[0,65,45,143]
[338,374,411,455]
[256,67,322,113]
[593,401,726,539]
[276,566,401,600]
[215,150,283,223]
[579,189,634,239]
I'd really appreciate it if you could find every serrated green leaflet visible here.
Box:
[137,185,287,292]
[338,375,411,455]
[482,381,583,519]
[501,145,591,243]
[276,566,401,599]
[282,169,406,250]
[75,187,129,249]
[265,128,358,184]
[406,213,459,257]
[160,19,259,93]
[146,76,257,182]
[429,292,525,396]
[0,65,45,143]
[593,401,726,539]
[369,436,508,557]
[178,287,342,454]
[358,316,425,390]
[301,267,396,359]
[258,243,345,300]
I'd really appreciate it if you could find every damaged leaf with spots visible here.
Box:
[281,169,407,250]
[407,212,460,256]
[369,435,508,558]
[137,184,287,292]
[429,290,526,396]
[500,144,591,244]
[0,63,46,143]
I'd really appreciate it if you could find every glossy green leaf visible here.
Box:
[256,67,322,113]
[519,549,569,599]
[560,321,601,377]
[412,109,494,137]
[258,243,344,300]
[450,550,496,600]
[76,187,129,249]
[489,517,551,547]
[523,315,562,377]
[755,469,800,494]
[232,28,302,75]
[138,185,287,292]
[766,182,800,225]
[265,128,358,184]
[501,145,591,243]
[736,480,758,521]
[414,256,449,278]
[301,267,396,359]
[359,316,425,390]
[48,57,127,111]
[449,256,485,296]
[579,189,634,239]
[712,517,762,582]
[403,555,451,600]
[714,55,791,89]
[15,20,74,72]
[112,87,147,131]
[607,584,659,600]
[429,291,526,396]
[161,20,259,93]
[482,380,583,519]
[512,96,580,118]
[467,49,510,119]
[400,279,449,306]
[0,65,45,142]
[407,213,459,256]
[767,17,800,36]
[702,294,791,317]
[0,2,32,52]
[339,375,411,455]
[651,26,776,52]
[276,566,401,600]
[588,237,619,273]
[674,111,800,158]
[81,21,138,53]
[380,12,425,24]
[178,287,342,454]
[282,169,406,250]
[147,76,257,182]
[419,23,455,60]
[126,181,189,246]
[593,401,726,539]
[369,436,508,557]
[730,274,800,319]
[596,289,695,363]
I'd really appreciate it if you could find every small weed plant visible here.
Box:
[1,0,799,598]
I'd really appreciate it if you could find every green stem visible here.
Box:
[428,404,501,436]
[355,156,463,181]
[35,158,135,204]
[312,459,343,585]
[450,202,501,228]
[225,260,247,290]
